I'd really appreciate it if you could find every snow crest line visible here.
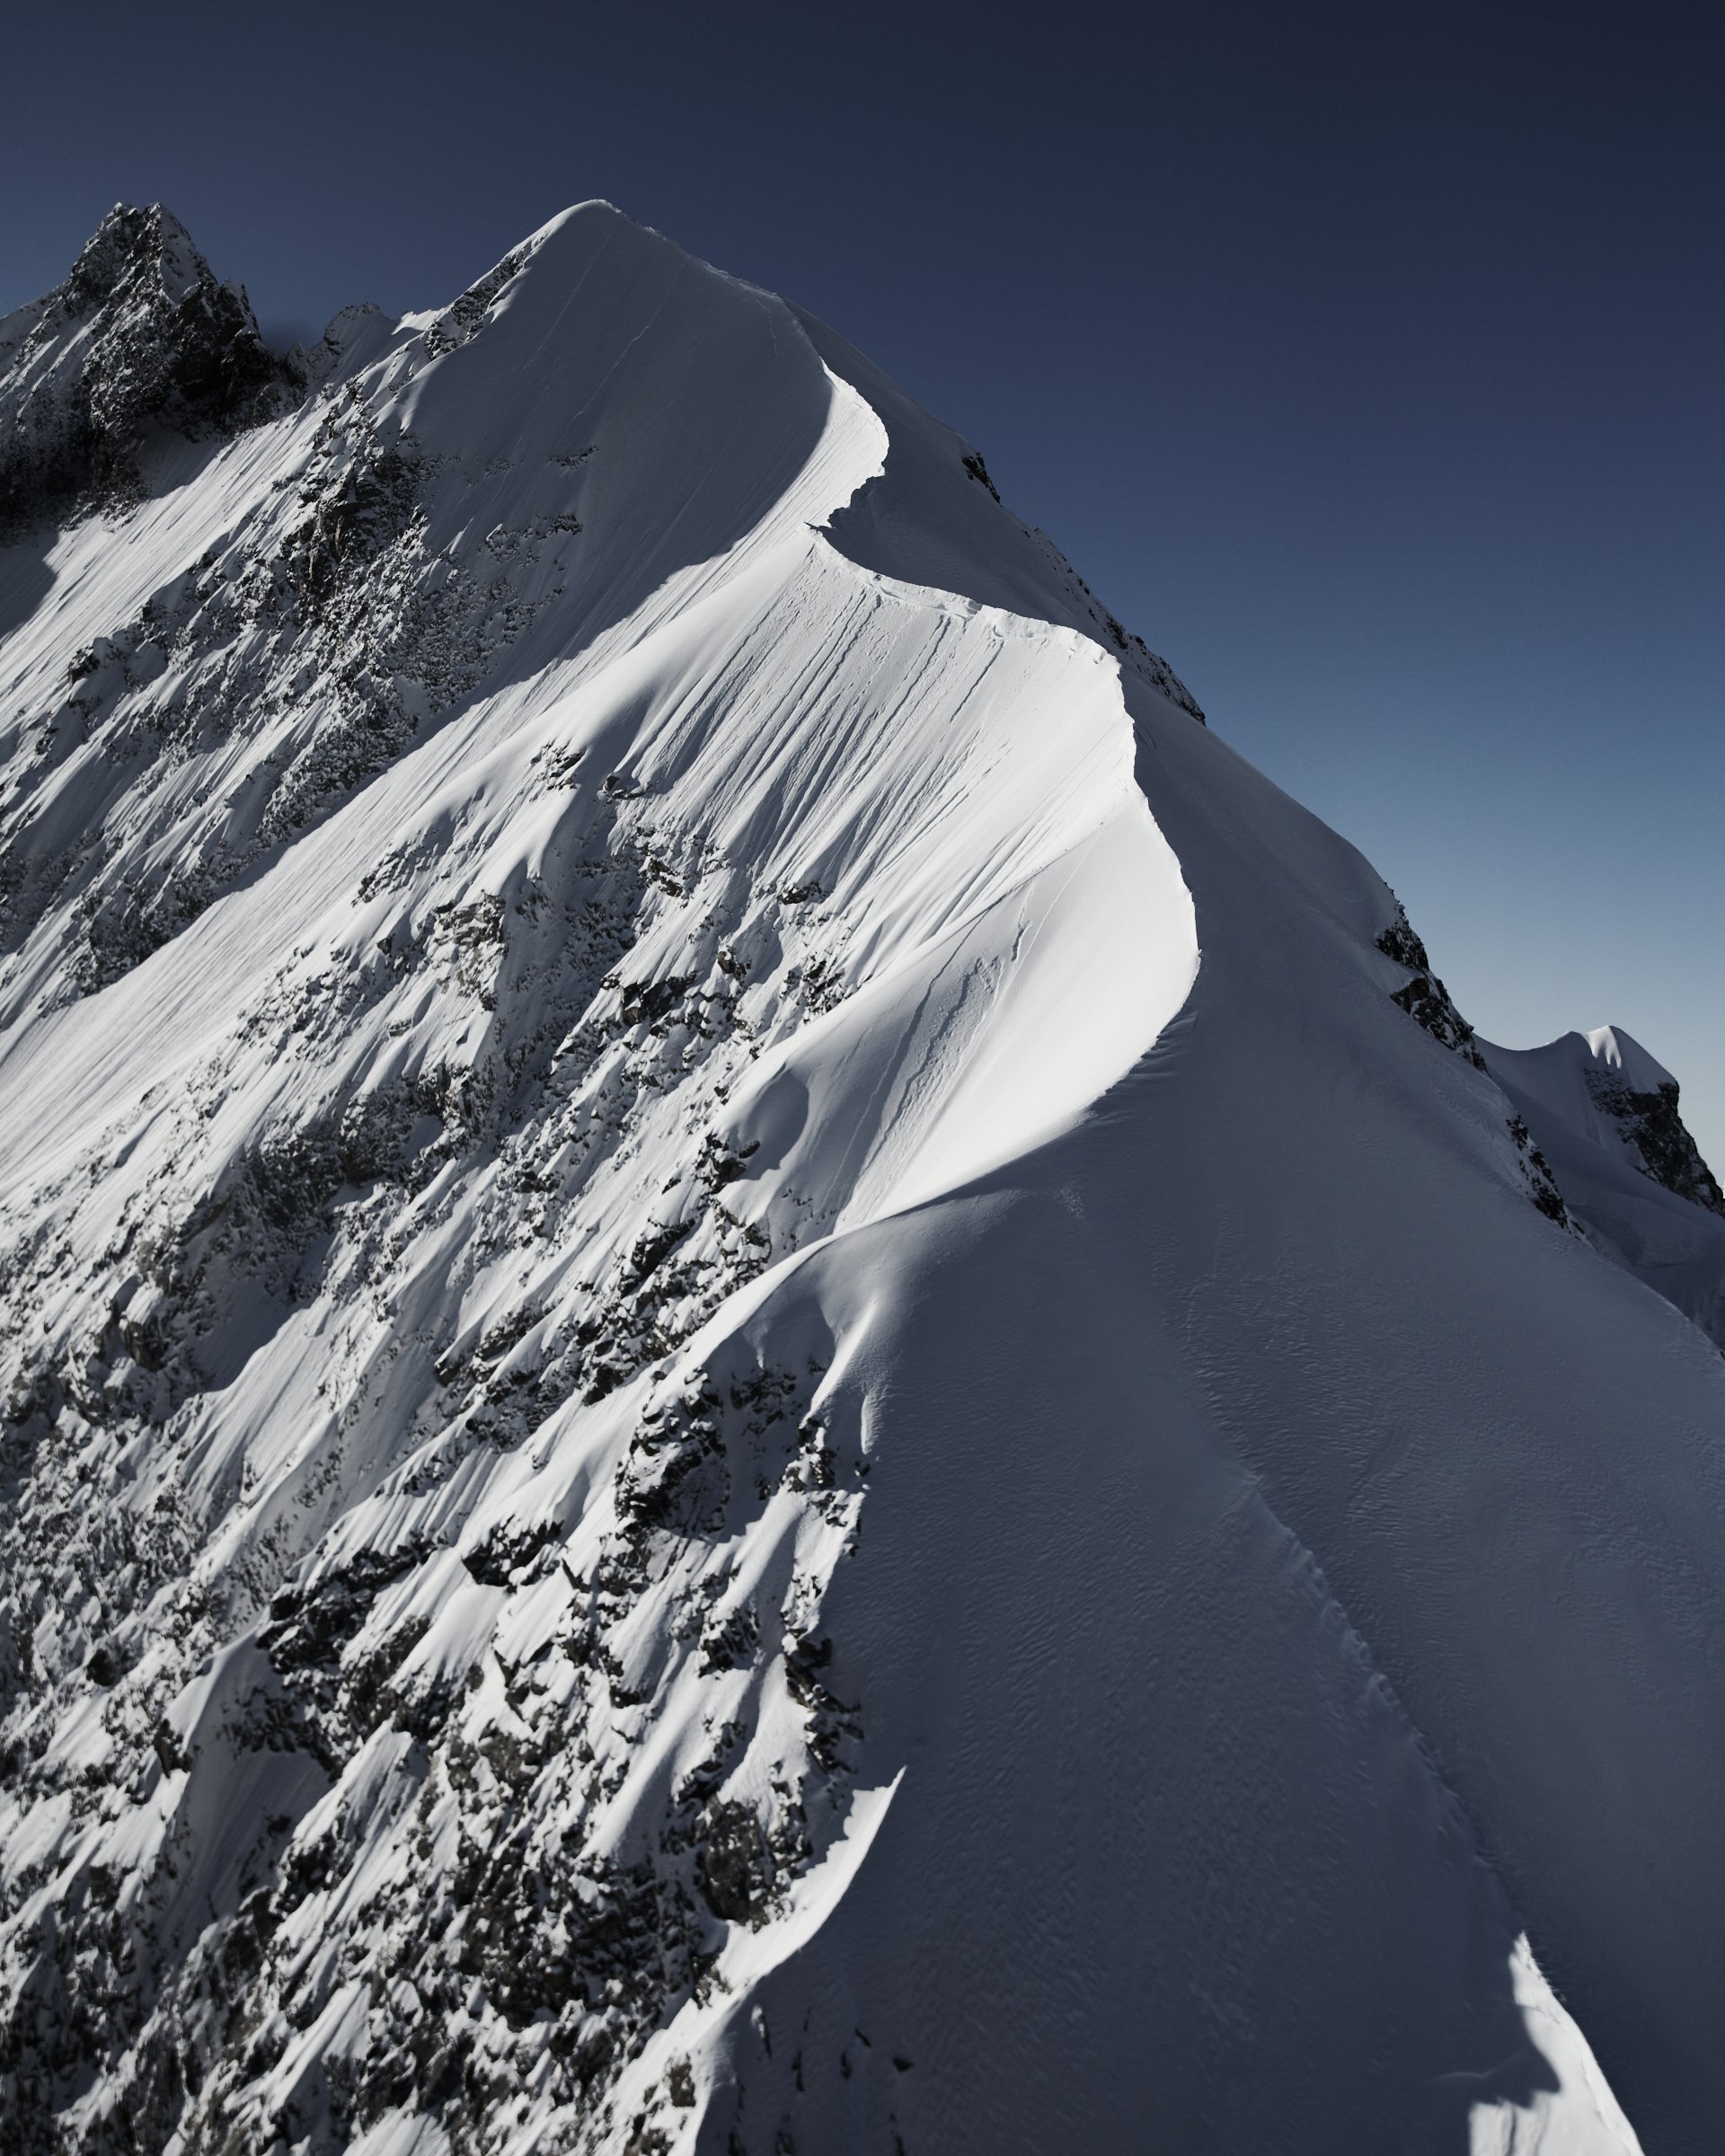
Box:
[0,201,1198,2156]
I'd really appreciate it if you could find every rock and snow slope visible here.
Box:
[1479,1026,1725,1348]
[0,201,1720,2156]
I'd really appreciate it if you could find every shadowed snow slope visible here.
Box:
[0,201,1718,2156]
[1480,1027,1725,1347]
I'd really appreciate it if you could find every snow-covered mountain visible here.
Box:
[1478,1026,1725,1349]
[0,201,1720,2156]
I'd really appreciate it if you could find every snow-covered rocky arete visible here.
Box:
[1478,1026,1725,1349]
[0,203,1719,2156]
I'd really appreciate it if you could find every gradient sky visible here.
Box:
[6,1,1721,1161]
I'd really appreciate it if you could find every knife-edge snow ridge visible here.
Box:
[0,201,1719,2156]
[0,199,1197,2154]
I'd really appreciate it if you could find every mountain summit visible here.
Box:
[0,203,291,539]
[0,202,1719,2156]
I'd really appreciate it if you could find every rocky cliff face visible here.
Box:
[1586,1064,1724,1218]
[0,205,1719,2156]
[0,205,291,540]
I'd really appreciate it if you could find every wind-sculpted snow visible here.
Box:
[0,200,1719,2156]
[0,203,1195,2155]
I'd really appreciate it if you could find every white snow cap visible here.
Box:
[1582,1024,1676,1093]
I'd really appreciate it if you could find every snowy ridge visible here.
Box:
[1480,1024,1725,1345]
[0,204,1194,2155]
[0,202,1721,2156]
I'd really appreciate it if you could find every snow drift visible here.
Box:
[0,201,1720,2156]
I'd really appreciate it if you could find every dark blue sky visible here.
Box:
[6,1,1721,1156]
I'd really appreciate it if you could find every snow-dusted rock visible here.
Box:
[0,204,292,542]
[1480,1025,1725,1345]
[0,201,1718,2156]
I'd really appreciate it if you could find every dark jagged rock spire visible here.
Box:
[0,203,293,538]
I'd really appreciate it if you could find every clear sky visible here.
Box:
[6,1,1721,1162]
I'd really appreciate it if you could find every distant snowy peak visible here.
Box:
[1373,898,1725,1330]
[1581,1022,1676,1098]
[0,202,291,537]
[1485,1025,1722,1218]
[1481,1023,1725,1348]
[1574,1026,1725,1220]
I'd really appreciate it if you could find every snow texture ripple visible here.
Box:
[0,200,1719,2156]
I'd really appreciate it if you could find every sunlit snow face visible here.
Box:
[0,199,1708,2156]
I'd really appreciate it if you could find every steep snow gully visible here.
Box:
[0,201,1721,2156]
